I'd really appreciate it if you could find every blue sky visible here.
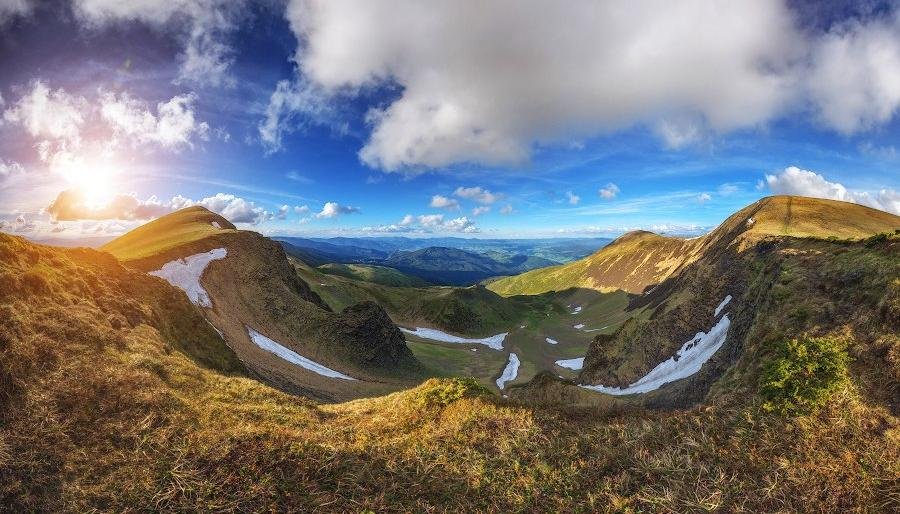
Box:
[0,0,898,240]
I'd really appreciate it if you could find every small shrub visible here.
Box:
[760,335,850,416]
[412,377,491,407]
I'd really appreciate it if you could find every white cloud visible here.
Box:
[500,204,514,215]
[429,194,459,210]
[454,186,501,204]
[316,201,359,219]
[259,78,338,152]
[599,183,620,200]
[399,214,415,226]
[3,81,85,142]
[73,0,247,87]
[655,115,706,149]
[100,91,209,150]
[294,205,310,214]
[717,183,740,196]
[443,216,478,233]
[472,206,490,216]
[286,0,802,171]
[0,0,35,25]
[858,142,898,160]
[697,192,712,203]
[276,205,289,220]
[807,12,900,134]
[417,214,444,227]
[566,191,580,205]
[45,189,273,224]
[764,166,899,214]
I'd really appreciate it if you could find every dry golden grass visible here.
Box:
[2,231,899,512]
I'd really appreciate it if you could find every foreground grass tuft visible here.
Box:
[761,336,850,416]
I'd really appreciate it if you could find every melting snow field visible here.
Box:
[545,337,559,345]
[581,314,731,395]
[211,221,221,229]
[582,325,609,333]
[715,295,733,316]
[573,323,585,329]
[555,357,584,370]
[149,248,227,308]
[400,327,507,350]
[247,327,355,380]
[496,353,520,389]
[570,306,582,314]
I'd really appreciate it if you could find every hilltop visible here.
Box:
[489,195,900,296]
[102,207,422,402]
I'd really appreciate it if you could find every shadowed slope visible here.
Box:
[103,207,422,402]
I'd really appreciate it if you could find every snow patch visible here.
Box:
[400,327,507,350]
[149,248,227,308]
[580,314,731,395]
[714,295,732,316]
[211,221,221,229]
[571,306,582,314]
[555,357,584,370]
[583,325,609,333]
[545,337,559,345]
[247,327,355,380]
[496,353,520,390]
[573,323,585,329]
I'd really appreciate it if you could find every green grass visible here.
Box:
[761,336,850,415]
[317,262,432,287]
[407,340,508,389]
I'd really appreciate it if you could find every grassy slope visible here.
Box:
[489,195,900,297]
[294,258,641,390]
[101,206,237,261]
[102,208,421,402]
[2,231,897,512]
[317,262,432,287]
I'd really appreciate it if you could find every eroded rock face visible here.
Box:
[338,301,415,367]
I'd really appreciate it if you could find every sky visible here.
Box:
[0,0,898,241]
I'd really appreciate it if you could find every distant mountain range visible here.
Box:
[276,236,610,285]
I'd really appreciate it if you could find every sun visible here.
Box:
[57,154,119,209]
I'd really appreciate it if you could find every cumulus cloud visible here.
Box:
[807,12,900,134]
[100,91,209,150]
[73,0,248,87]
[46,189,274,224]
[472,206,490,216]
[763,166,899,214]
[364,213,478,234]
[566,191,580,205]
[599,183,620,200]
[316,201,359,219]
[454,186,501,205]
[294,205,310,214]
[268,2,900,172]
[697,192,712,203]
[3,81,85,142]
[285,0,802,171]
[276,205,289,220]
[500,204,514,215]
[429,195,459,210]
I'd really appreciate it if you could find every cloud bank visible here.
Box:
[272,1,900,172]
[763,166,899,215]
